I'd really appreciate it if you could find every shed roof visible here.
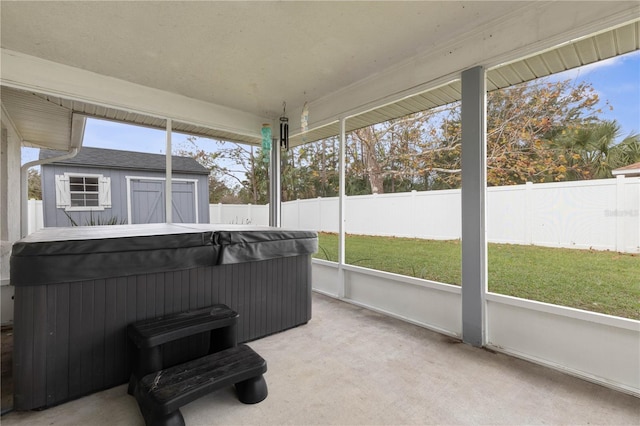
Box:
[612,161,640,176]
[39,147,209,175]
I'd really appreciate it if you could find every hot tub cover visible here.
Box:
[11,224,317,285]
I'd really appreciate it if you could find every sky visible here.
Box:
[549,50,639,137]
[22,51,640,167]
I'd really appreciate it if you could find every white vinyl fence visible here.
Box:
[27,199,44,234]
[213,177,640,253]
[209,202,269,225]
[29,177,639,253]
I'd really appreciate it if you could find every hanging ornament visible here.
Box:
[261,123,271,163]
[301,102,309,141]
[280,102,289,150]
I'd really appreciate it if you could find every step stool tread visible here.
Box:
[129,304,238,348]
[137,344,266,414]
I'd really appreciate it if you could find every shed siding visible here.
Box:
[41,165,209,227]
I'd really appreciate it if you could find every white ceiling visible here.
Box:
[1,1,639,150]
[1,1,520,119]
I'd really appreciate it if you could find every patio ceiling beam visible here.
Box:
[287,3,636,147]
[0,49,267,146]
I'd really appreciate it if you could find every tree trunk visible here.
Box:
[358,127,385,194]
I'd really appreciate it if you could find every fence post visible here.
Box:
[248,203,252,224]
[615,175,625,252]
[315,197,320,231]
[35,200,43,231]
[525,182,533,245]
[410,190,417,238]
[27,199,34,234]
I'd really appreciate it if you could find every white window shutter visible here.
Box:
[99,177,111,208]
[55,175,70,208]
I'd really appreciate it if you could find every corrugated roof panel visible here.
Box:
[399,96,434,112]
[347,116,370,129]
[1,87,71,150]
[81,103,94,114]
[615,21,638,52]
[485,71,504,91]
[495,65,524,86]
[387,102,415,118]
[363,113,383,126]
[150,117,166,127]
[574,37,599,64]
[448,80,462,92]
[539,49,567,74]
[56,98,73,110]
[594,31,619,59]
[412,93,439,110]
[94,105,108,117]
[427,87,455,106]
[175,123,195,133]
[510,61,537,82]
[555,44,582,69]
[291,21,638,146]
[355,110,389,127]
[376,104,411,121]
[524,55,551,78]
[290,121,340,147]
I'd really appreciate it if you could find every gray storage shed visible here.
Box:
[40,147,210,227]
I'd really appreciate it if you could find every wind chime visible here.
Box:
[280,102,289,151]
[261,123,271,164]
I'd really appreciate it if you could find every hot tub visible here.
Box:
[10,224,317,410]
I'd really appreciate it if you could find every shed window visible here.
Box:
[55,173,111,210]
[70,176,99,207]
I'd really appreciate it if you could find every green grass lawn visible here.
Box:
[314,232,640,320]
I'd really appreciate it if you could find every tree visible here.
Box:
[304,77,632,193]
[28,168,42,199]
[175,137,270,204]
[176,76,634,205]
[237,147,270,204]
[208,175,239,204]
[553,120,640,180]
[346,113,434,194]
[414,78,607,187]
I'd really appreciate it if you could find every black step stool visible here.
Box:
[135,344,267,426]
[127,304,239,395]
[127,305,267,426]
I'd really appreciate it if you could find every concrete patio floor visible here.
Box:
[2,292,638,425]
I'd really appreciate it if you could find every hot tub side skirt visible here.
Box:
[13,255,312,410]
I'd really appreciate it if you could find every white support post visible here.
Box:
[269,133,281,227]
[165,118,172,224]
[338,117,347,298]
[461,66,487,347]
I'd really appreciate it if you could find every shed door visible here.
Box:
[171,181,197,223]
[130,179,197,224]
